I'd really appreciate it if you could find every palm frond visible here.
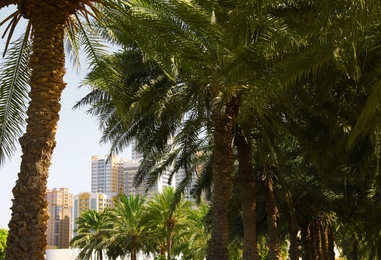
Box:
[0,0,17,9]
[192,153,213,204]
[348,78,381,146]
[74,13,113,84]
[64,15,82,73]
[0,8,22,55]
[0,33,31,165]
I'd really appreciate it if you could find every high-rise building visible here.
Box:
[46,188,74,249]
[91,155,126,194]
[91,152,182,201]
[129,139,177,195]
[127,138,200,199]
[131,139,144,161]
[73,192,115,236]
[175,167,198,201]
[123,159,176,199]
[124,160,149,197]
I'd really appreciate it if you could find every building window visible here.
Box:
[54,222,59,233]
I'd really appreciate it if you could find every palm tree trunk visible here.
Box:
[207,98,238,260]
[5,5,67,259]
[313,220,323,259]
[301,223,312,260]
[265,173,282,260]
[160,244,166,256]
[131,240,137,260]
[166,219,174,260]
[288,222,299,260]
[322,225,330,260]
[131,247,137,260]
[98,248,103,260]
[328,229,335,260]
[310,221,318,259]
[235,129,258,260]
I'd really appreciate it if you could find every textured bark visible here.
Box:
[131,247,137,260]
[235,129,258,260]
[327,229,335,260]
[207,98,237,260]
[166,216,174,260]
[301,223,312,260]
[160,244,166,256]
[312,220,323,259]
[310,221,318,259]
[265,174,282,260]
[288,223,299,260]
[322,225,330,260]
[317,223,322,259]
[5,0,78,259]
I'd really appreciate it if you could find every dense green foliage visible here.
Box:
[71,188,209,260]
[0,229,7,260]
[77,0,381,258]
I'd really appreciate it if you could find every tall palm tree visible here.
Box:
[108,194,153,260]
[70,210,112,260]
[0,1,110,259]
[97,5,231,258]
[234,126,258,260]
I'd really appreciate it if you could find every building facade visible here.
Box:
[124,160,149,197]
[123,159,176,199]
[175,167,198,201]
[91,155,126,194]
[131,138,144,161]
[46,188,74,249]
[73,192,115,236]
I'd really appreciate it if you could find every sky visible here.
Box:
[0,7,130,229]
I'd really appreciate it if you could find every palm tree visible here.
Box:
[234,126,258,260]
[172,201,209,260]
[98,5,229,258]
[142,187,192,260]
[81,1,301,258]
[70,210,112,260]
[0,1,110,259]
[108,194,153,260]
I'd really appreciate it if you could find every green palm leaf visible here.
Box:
[0,33,31,165]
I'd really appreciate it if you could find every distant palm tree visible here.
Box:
[172,202,209,260]
[108,194,154,260]
[142,187,192,260]
[70,210,112,260]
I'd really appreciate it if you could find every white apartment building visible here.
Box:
[91,155,126,194]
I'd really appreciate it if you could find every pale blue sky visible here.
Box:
[0,7,130,228]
